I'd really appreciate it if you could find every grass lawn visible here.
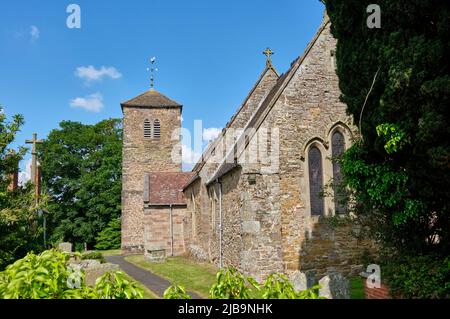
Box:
[349,276,365,299]
[98,249,121,257]
[125,255,217,298]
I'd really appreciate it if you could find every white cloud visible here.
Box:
[30,25,40,43]
[182,144,201,171]
[203,127,222,142]
[70,92,104,112]
[75,65,122,84]
[19,158,32,185]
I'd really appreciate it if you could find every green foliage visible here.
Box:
[0,106,44,270]
[38,119,122,249]
[259,274,322,299]
[81,251,105,263]
[94,271,144,299]
[163,284,192,299]
[0,249,143,299]
[209,267,258,299]
[208,267,321,299]
[325,0,450,257]
[95,218,121,250]
[376,123,409,154]
[383,254,450,299]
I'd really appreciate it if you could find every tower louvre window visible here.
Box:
[144,119,152,139]
[153,119,161,139]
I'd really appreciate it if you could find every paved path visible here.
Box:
[105,255,202,299]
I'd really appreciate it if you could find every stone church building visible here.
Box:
[121,15,375,281]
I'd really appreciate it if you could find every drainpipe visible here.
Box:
[170,204,174,257]
[217,179,223,268]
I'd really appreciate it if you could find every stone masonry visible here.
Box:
[121,13,376,281]
[182,15,376,281]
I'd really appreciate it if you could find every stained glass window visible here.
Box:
[332,131,346,214]
[308,146,324,216]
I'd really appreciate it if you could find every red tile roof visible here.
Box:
[146,172,196,206]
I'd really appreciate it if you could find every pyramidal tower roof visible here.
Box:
[121,89,182,109]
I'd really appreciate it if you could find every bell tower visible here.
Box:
[121,88,182,253]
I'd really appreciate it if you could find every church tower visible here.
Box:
[121,88,182,253]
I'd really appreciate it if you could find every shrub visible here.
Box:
[209,267,259,299]
[260,274,321,299]
[207,267,322,299]
[93,271,144,299]
[163,284,192,299]
[81,251,105,263]
[0,249,143,299]
[383,254,450,299]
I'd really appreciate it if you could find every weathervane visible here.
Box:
[263,47,274,65]
[147,56,158,90]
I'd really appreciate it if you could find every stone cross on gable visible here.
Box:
[26,133,43,205]
[263,47,274,64]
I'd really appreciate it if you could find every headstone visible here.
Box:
[84,263,120,286]
[289,271,308,291]
[318,272,350,299]
[76,259,101,269]
[58,242,72,253]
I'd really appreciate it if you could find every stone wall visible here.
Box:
[143,206,186,257]
[122,106,182,252]
[183,65,279,266]
[266,22,373,276]
[299,221,376,278]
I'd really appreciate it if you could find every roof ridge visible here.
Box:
[191,63,280,173]
[206,18,331,185]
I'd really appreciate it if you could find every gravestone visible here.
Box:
[289,271,308,291]
[58,242,72,253]
[318,272,350,299]
[84,263,120,286]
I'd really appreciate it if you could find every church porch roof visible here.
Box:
[144,172,196,206]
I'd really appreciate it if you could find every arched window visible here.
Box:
[308,146,324,216]
[153,119,161,139]
[332,131,346,214]
[144,119,152,139]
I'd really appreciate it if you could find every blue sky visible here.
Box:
[0,0,325,176]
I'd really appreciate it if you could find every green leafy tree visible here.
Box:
[0,106,43,270]
[95,218,121,250]
[324,1,450,255]
[38,119,122,249]
[324,0,450,297]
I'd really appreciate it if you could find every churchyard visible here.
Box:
[1,1,449,302]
